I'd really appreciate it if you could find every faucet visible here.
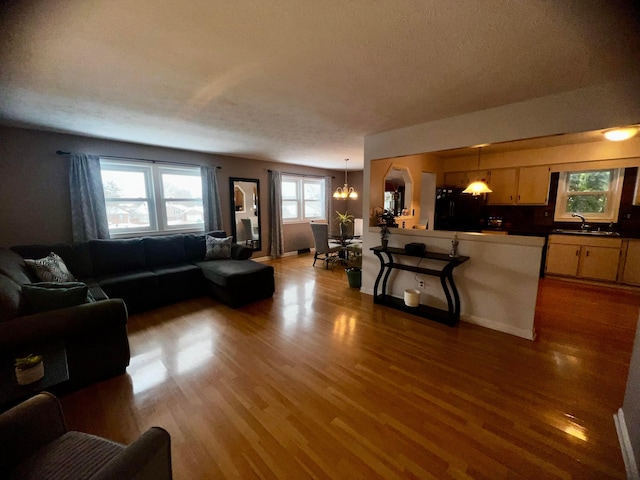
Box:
[571,213,590,230]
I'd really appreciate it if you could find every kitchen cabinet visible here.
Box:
[622,240,640,285]
[486,168,517,204]
[487,166,550,205]
[517,166,551,204]
[444,171,469,189]
[546,235,622,282]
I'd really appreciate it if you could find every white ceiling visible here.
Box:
[1,1,639,170]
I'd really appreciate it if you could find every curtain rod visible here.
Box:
[56,150,221,169]
[267,169,334,179]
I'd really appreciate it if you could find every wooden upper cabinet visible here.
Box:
[443,171,469,189]
[486,166,550,205]
[486,168,517,205]
[517,166,550,205]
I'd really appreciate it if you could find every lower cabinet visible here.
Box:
[546,235,622,282]
[622,240,640,285]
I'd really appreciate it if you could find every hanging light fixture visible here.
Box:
[462,146,493,195]
[333,158,358,199]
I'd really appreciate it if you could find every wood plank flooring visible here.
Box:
[60,254,640,479]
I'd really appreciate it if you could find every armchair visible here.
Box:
[0,392,172,480]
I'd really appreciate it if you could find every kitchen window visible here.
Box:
[281,175,326,223]
[100,160,204,235]
[554,168,624,223]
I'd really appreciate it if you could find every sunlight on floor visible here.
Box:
[129,347,167,394]
[281,279,316,332]
[175,324,216,375]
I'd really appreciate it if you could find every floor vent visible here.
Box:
[298,248,311,254]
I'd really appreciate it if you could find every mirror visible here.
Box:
[384,166,413,217]
[229,177,261,250]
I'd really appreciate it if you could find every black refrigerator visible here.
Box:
[434,188,485,231]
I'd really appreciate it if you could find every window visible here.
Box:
[554,168,624,223]
[100,160,204,235]
[281,176,326,223]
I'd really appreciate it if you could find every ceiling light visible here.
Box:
[603,126,639,141]
[334,158,358,199]
[462,146,492,196]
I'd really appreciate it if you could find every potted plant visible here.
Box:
[334,210,354,242]
[15,353,44,385]
[345,244,362,288]
[377,208,396,248]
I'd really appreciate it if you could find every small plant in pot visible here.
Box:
[345,244,362,288]
[377,209,396,248]
[15,353,44,385]
[334,211,354,242]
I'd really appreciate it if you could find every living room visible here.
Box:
[2,2,640,479]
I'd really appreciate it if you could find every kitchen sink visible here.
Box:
[551,229,620,236]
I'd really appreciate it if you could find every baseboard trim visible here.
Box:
[462,314,536,340]
[615,408,639,480]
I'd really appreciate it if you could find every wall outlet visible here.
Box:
[418,280,425,288]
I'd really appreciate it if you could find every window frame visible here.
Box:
[281,175,326,224]
[100,159,204,236]
[553,167,624,223]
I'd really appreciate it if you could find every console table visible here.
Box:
[370,246,469,326]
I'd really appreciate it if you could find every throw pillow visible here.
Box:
[22,282,89,314]
[205,235,232,260]
[24,252,76,282]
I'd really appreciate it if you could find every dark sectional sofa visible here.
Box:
[0,231,275,394]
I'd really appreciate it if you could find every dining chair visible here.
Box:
[241,218,259,248]
[310,223,342,269]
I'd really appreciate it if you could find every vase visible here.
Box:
[382,239,389,249]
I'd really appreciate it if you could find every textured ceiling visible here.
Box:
[1,0,639,169]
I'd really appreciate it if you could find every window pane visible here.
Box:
[106,201,150,229]
[282,201,298,219]
[566,195,607,214]
[161,173,202,199]
[102,170,148,198]
[304,201,322,218]
[165,201,204,226]
[568,171,611,192]
[282,181,298,200]
[304,182,322,200]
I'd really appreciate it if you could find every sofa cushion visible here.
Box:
[8,431,123,480]
[0,248,33,285]
[205,235,232,260]
[21,282,89,314]
[196,259,271,287]
[90,238,146,276]
[144,235,187,267]
[97,270,158,294]
[24,253,76,283]
[0,274,23,322]
[184,234,205,261]
[11,243,94,279]
[152,264,202,286]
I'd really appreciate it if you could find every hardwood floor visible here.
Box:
[60,254,640,479]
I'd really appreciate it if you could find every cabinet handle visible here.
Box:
[586,250,590,257]
[575,249,579,256]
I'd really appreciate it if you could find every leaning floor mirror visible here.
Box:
[229,177,261,250]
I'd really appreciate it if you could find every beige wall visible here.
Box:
[0,126,362,254]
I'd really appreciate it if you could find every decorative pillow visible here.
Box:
[205,235,232,260]
[22,282,89,314]
[24,252,76,282]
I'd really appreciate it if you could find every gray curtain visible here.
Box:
[201,166,223,231]
[69,154,110,242]
[269,170,284,257]
[325,176,333,223]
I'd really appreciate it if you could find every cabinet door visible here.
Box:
[487,168,517,205]
[622,240,640,285]
[546,243,580,276]
[578,247,620,282]
[444,171,469,188]
[517,166,550,205]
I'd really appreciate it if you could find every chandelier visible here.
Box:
[462,146,492,196]
[333,158,358,199]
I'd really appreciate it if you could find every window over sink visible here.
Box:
[553,168,624,223]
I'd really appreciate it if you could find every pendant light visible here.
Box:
[333,158,358,199]
[462,146,492,195]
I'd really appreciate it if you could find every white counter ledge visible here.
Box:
[361,228,545,340]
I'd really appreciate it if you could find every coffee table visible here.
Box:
[0,341,69,411]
